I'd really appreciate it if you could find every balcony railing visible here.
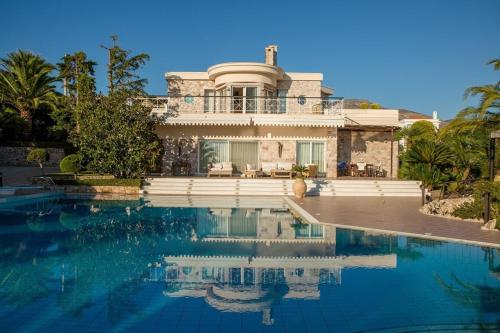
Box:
[136,96,344,115]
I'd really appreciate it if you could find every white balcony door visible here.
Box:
[278,89,287,113]
[231,86,257,113]
[204,89,215,113]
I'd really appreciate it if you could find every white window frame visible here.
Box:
[296,141,327,173]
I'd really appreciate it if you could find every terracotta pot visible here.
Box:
[293,178,307,198]
[430,189,442,201]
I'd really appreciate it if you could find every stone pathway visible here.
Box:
[290,196,500,248]
[0,166,59,186]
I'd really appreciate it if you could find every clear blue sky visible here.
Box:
[1,0,499,119]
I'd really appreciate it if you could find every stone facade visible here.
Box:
[259,140,296,164]
[161,137,199,175]
[59,185,140,195]
[168,79,215,114]
[277,79,321,97]
[0,146,65,167]
[337,129,398,178]
[325,137,338,178]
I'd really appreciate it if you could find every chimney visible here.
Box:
[265,45,278,66]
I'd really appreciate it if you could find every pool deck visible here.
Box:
[288,196,500,248]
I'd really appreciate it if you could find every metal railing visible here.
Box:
[136,96,344,115]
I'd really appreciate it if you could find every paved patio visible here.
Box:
[0,166,59,186]
[290,196,500,247]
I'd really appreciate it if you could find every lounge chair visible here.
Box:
[244,164,263,178]
[208,162,233,177]
[261,162,277,177]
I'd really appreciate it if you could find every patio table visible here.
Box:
[270,169,293,179]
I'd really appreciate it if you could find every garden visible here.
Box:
[398,59,499,228]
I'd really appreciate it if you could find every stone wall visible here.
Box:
[325,137,338,178]
[259,140,296,163]
[161,137,199,175]
[59,185,140,195]
[337,129,398,178]
[277,80,322,114]
[168,79,214,114]
[0,146,65,167]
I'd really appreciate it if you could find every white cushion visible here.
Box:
[246,163,256,171]
[277,162,293,170]
[222,162,232,170]
[261,162,277,172]
[213,163,223,169]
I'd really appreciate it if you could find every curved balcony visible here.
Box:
[207,62,284,86]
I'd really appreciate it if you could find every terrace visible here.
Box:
[136,95,344,116]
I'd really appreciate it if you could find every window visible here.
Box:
[204,89,214,112]
[231,86,257,113]
[297,95,306,105]
[296,141,325,173]
[199,140,259,173]
[278,89,287,113]
[184,95,194,104]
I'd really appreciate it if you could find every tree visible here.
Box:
[27,148,49,174]
[57,52,97,134]
[396,120,437,148]
[0,106,27,140]
[400,140,453,189]
[448,59,500,132]
[75,94,162,178]
[101,35,150,95]
[57,51,97,104]
[0,50,58,136]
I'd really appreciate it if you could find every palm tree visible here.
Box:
[0,50,59,135]
[401,140,453,189]
[450,59,499,131]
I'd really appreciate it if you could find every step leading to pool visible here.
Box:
[141,178,422,197]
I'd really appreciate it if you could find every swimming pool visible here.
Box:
[0,195,498,332]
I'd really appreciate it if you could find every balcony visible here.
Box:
[137,96,344,116]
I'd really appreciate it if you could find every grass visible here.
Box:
[55,178,142,187]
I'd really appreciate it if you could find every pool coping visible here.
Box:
[283,197,500,249]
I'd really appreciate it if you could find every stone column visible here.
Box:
[391,140,399,179]
[325,130,338,178]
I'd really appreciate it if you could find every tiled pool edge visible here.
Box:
[283,197,500,249]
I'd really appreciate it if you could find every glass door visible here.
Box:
[204,89,214,113]
[245,87,257,113]
[296,141,325,173]
[199,140,229,173]
[199,140,258,174]
[230,141,259,173]
[278,89,287,113]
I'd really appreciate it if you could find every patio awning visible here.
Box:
[161,113,345,127]
[252,114,345,127]
[162,114,252,126]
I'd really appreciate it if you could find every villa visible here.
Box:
[146,46,400,178]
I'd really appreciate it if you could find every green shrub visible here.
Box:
[54,178,142,187]
[27,148,49,173]
[452,181,500,228]
[452,200,483,220]
[60,154,80,173]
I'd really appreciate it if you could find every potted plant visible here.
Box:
[292,165,308,198]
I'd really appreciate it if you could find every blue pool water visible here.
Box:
[0,196,499,333]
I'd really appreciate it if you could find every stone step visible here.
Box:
[142,178,422,197]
